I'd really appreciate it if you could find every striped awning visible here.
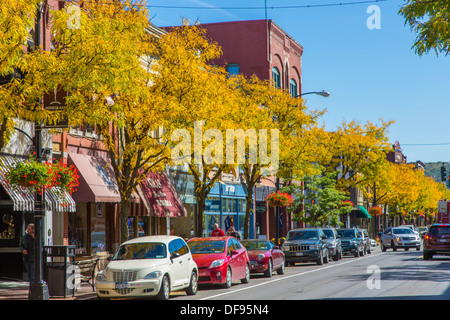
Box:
[0,154,76,212]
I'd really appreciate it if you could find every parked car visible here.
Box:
[322,227,342,261]
[187,236,250,288]
[417,226,428,239]
[95,235,198,300]
[370,239,377,247]
[423,224,450,260]
[337,228,364,257]
[282,228,329,265]
[241,239,285,277]
[358,228,371,255]
[380,227,421,252]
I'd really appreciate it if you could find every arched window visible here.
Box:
[272,67,281,89]
[289,79,298,97]
[226,63,240,76]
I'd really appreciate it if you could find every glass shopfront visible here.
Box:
[203,183,254,238]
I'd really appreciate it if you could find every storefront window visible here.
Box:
[91,204,106,253]
[204,213,220,237]
[69,210,88,255]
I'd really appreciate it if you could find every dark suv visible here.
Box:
[282,228,329,265]
[423,224,450,260]
[337,228,364,257]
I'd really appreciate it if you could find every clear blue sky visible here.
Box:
[146,0,450,163]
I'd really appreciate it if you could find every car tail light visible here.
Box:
[424,234,430,240]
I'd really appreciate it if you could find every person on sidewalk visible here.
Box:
[210,223,225,237]
[19,224,35,283]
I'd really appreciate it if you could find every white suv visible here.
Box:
[96,235,198,300]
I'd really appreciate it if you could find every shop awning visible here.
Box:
[0,155,76,212]
[136,171,187,218]
[354,205,372,219]
[68,153,121,203]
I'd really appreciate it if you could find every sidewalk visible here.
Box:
[0,280,97,300]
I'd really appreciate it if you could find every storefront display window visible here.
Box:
[91,204,106,253]
[69,210,88,255]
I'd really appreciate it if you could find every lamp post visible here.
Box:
[28,2,49,300]
[296,90,330,98]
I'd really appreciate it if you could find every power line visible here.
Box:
[146,0,388,10]
[402,143,450,146]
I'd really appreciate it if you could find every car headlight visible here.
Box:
[210,259,225,268]
[256,253,265,261]
[144,271,162,279]
[96,271,107,282]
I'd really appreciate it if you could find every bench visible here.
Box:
[74,258,99,292]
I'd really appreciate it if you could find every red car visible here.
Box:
[241,239,285,277]
[187,236,250,288]
[423,224,450,260]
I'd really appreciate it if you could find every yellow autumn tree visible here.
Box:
[0,0,55,147]
[324,120,394,193]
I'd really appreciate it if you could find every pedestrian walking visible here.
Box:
[19,223,35,283]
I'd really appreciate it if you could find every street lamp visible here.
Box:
[296,90,330,98]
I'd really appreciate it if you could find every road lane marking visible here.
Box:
[200,252,384,300]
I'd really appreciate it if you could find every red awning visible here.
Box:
[136,171,187,218]
[69,153,121,203]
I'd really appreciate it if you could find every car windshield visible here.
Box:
[241,240,270,251]
[337,229,356,238]
[113,242,166,260]
[429,226,450,236]
[393,228,413,235]
[323,230,334,238]
[286,230,318,240]
[188,240,226,254]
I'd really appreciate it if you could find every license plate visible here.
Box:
[439,239,448,243]
[115,282,129,289]
[294,252,303,256]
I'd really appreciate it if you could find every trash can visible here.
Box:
[43,245,76,298]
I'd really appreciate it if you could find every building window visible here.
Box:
[226,63,240,76]
[272,67,281,89]
[290,78,298,97]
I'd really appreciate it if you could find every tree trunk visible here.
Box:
[119,199,131,244]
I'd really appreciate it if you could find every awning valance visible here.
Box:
[0,155,76,212]
[354,205,372,219]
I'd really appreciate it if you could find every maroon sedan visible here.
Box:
[240,239,285,277]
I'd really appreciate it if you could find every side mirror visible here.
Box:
[321,235,327,240]
[171,252,180,261]
[230,250,239,256]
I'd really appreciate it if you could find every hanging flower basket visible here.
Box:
[395,209,407,217]
[5,158,79,194]
[339,200,353,208]
[50,161,80,194]
[266,191,293,207]
[4,160,53,193]
[368,206,382,217]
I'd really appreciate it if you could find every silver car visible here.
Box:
[380,227,421,252]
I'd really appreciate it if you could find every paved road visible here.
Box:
[172,247,450,301]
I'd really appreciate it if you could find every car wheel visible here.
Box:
[423,250,432,260]
[381,241,386,252]
[354,249,359,257]
[264,259,273,278]
[185,271,198,296]
[156,275,170,300]
[391,241,397,251]
[277,259,285,275]
[323,250,329,264]
[317,250,324,265]
[241,264,250,283]
[223,267,232,288]
[333,250,339,261]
